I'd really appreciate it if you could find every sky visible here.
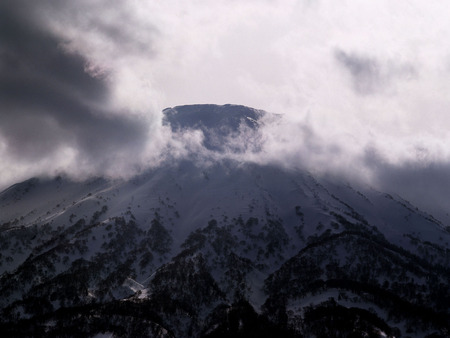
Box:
[2,0,450,214]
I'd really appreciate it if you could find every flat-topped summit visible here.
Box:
[162,104,266,152]
[162,104,264,131]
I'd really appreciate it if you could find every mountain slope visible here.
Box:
[0,105,449,337]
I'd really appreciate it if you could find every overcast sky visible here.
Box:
[2,0,450,214]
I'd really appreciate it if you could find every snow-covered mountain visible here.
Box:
[0,105,449,337]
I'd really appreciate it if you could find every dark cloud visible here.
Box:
[39,0,157,57]
[335,49,416,95]
[364,148,450,219]
[0,1,149,166]
[335,50,381,95]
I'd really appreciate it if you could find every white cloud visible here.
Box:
[2,0,450,198]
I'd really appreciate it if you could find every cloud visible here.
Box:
[0,1,156,186]
[2,0,450,216]
[367,156,450,220]
[334,50,416,95]
[335,51,381,95]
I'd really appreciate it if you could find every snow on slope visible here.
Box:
[1,159,448,278]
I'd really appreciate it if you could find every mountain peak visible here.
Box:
[162,104,264,131]
[162,104,266,152]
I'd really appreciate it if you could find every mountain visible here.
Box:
[163,104,268,153]
[0,104,449,337]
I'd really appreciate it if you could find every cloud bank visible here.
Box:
[2,0,450,213]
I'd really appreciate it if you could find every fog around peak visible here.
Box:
[2,1,450,215]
